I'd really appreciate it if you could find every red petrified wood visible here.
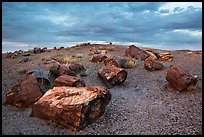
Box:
[144,58,164,71]
[53,75,85,87]
[166,64,198,91]
[104,56,137,69]
[49,64,76,78]
[5,74,43,108]
[91,55,107,63]
[98,65,127,85]
[31,86,111,131]
[125,45,149,61]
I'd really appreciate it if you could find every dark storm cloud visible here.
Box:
[2,2,202,51]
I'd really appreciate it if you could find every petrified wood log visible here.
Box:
[49,64,76,78]
[166,64,198,91]
[5,75,43,108]
[158,52,173,61]
[53,75,85,87]
[89,47,99,54]
[98,65,127,85]
[104,56,137,69]
[144,50,158,60]
[125,45,149,61]
[144,58,164,71]
[91,55,107,63]
[69,63,87,76]
[31,86,111,131]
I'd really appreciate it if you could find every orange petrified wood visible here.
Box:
[31,86,111,131]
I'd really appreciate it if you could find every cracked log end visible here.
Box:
[166,64,198,91]
[98,65,127,85]
[31,86,111,131]
[144,58,164,71]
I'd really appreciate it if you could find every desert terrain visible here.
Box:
[2,44,202,135]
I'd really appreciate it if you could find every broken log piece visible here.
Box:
[49,64,77,78]
[91,55,107,63]
[53,75,85,87]
[158,52,173,61]
[98,65,127,85]
[89,47,99,54]
[125,45,149,61]
[31,86,111,131]
[5,74,43,108]
[104,57,137,69]
[104,58,119,67]
[166,64,198,91]
[144,58,164,71]
[69,63,86,76]
[144,50,158,60]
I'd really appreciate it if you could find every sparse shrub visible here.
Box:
[126,60,137,68]
[17,69,27,75]
[107,46,115,51]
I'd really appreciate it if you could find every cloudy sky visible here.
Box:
[2,2,202,52]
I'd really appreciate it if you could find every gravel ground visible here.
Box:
[2,44,202,135]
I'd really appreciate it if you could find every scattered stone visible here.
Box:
[99,50,107,55]
[19,57,30,63]
[31,86,111,131]
[125,45,150,61]
[98,65,127,86]
[5,52,13,58]
[33,47,42,54]
[158,52,173,61]
[144,50,158,60]
[22,53,31,57]
[104,56,137,69]
[166,64,198,91]
[49,64,77,78]
[144,58,164,71]
[41,47,48,52]
[53,75,85,87]
[91,55,107,63]
[69,63,87,76]
[90,47,99,54]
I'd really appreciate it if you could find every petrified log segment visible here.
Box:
[166,64,198,91]
[49,64,76,78]
[5,74,43,108]
[158,52,173,61]
[69,63,87,76]
[144,58,164,71]
[125,45,149,61]
[91,55,107,63]
[89,47,99,54]
[31,86,111,131]
[144,50,158,60]
[98,66,127,85]
[104,57,137,69]
[53,75,85,87]
[104,58,119,67]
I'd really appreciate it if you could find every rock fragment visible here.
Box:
[166,64,198,91]
[31,86,111,131]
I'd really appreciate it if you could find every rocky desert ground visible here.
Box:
[2,44,202,135]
